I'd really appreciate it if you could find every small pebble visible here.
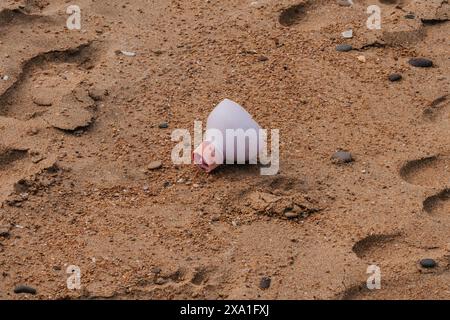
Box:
[332,151,353,164]
[211,214,221,222]
[342,29,353,39]
[258,55,269,62]
[420,259,437,269]
[336,44,353,52]
[389,73,402,82]
[404,14,415,19]
[259,276,271,289]
[119,50,136,57]
[151,267,161,274]
[159,122,169,129]
[357,55,366,63]
[14,285,37,295]
[148,161,162,170]
[337,0,353,7]
[284,211,299,219]
[409,58,433,68]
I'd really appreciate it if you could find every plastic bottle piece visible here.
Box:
[193,99,262,173]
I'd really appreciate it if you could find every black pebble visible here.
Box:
[14,285,37,295]
[409,58,433,68]
[420,259,437,268]
[159,122,169,129]
[389,73,402,82]
[404,14,415,19]
[259,277,271,289]
[332,151,353,164]
[336,44,353,52]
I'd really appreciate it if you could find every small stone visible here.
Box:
[159,122,169,129]
[420,259,437,269]
[258,55,269,62]
[119,50,136,57]
[337,0,353,7]
[31,154,45,164]
[342,29,353,39]
[148,161,162,170]
[332,151,353,164]
[336,44,353,52]
[211,214,221,222]
[357,55,366,63]
[259,276,271,289]
[28,128,39,136]
[404,14,415,19]
[389,73,402,82]
[284,211,299,219]
[14,285,37,295]
[409,58,433,68]
[151,267,161,274]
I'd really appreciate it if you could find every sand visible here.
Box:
[0,0,449,299]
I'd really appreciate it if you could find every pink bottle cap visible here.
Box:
[192,141,222,173]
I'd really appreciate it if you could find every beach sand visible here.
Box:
[0,0,449,299]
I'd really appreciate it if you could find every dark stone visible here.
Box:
[389,73,402,82]
[14,285,37,295]
[159,122,169,129]
[332,151,353,164]
[336,44,353,52]
[409,58,433,68]
[420,259,437,268]
[259,276,271,289]
[404,14,415,19]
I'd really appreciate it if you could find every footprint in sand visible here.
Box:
[423,95,449,122]
[400,155,450,188]
[423,189,450,222]
[0,43,99,131]
[0,146,29,202]
[278,3,308,27]
[352,233,404,262]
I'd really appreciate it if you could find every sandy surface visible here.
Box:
[0,0,449,299]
